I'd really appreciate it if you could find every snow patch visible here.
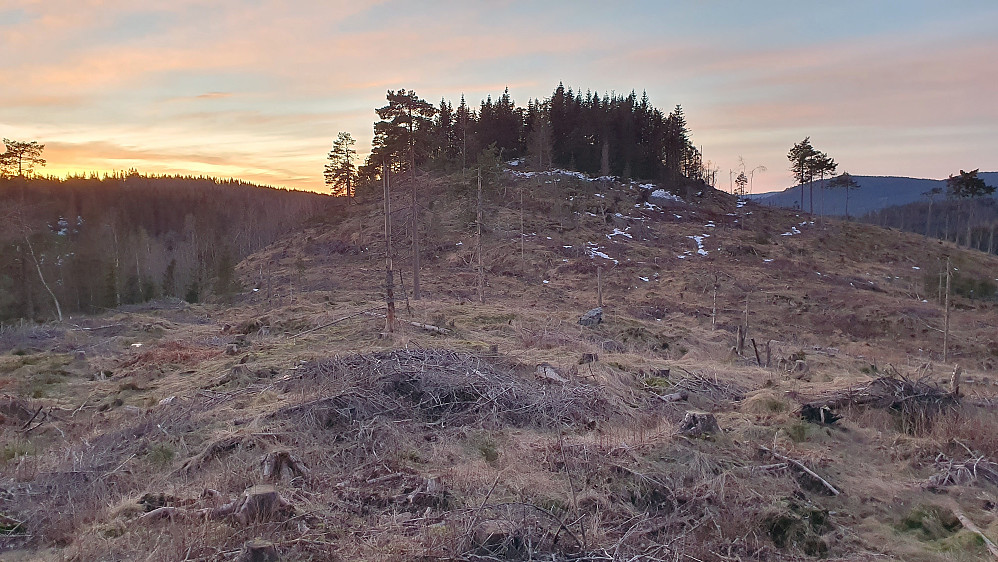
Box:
[650,189,684,203]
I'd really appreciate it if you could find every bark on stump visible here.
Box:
[678,411,720,438]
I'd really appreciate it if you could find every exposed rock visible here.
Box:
[579,307,603,327]
[536,363,568,384]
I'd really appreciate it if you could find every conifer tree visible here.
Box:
[0,139,46,178]
[370,89,436,300]
[324,132,358,200]
[787,137,817,211]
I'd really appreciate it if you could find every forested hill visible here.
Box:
[0,173,336,321]
[358,84,712,186]
[753,172,998,217]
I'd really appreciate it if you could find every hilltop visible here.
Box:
[2,165,998,561]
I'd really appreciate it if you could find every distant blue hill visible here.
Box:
[751,172,998,217]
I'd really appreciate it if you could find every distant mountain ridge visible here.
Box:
[752,172,998,217]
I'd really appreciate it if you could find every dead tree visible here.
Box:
[943,256,951,363]
[383,161,395,333]
[477,167,484,304]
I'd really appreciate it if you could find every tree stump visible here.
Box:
[678,411,720,437]
[238,539,280,562]
[210,485,294,525]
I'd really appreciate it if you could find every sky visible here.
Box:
[2,1,997,194]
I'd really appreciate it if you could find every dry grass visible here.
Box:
[3,170,998,560]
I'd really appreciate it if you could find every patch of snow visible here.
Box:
[688,235,709,256]
[455,242,463,246]
[650,189,684,203]
[641,202,660,210]
[585,242,618,264]
[543,280,549,284]
[763,259,774,263]
[912,266,920,270]
[639,276,649,282]
[607,228,632,239]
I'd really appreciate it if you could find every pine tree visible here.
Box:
[830,172,859,219]
[787,138,817,211]
[0,139,46,178]
[371,89,436,300]
[734,171,748,196]
[324,132,358,200]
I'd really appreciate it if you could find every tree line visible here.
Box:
[1,152,334,321]
[861,169,997,256]
[326,84,712,192]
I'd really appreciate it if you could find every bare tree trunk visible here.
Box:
[410,150,421,300]
[925,199,933,237]
[711,276,718,331]
[597,266,603,308]
[383,161,395,333]
[477,168,484,304]
[943,256,951,363]
[24,234,62,321]
[520,184,524,260]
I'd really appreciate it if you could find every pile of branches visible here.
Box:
[673,369,746,402]
[278,349,613,429]
[802,374,955,433]
[928,452,998,488]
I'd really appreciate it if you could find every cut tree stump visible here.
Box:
[238,539,281,562]
[210,485,295,525]
[261,451,309,481]
[678,411,720,437]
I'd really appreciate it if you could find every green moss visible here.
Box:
[898,504,961,541]
[145,443,175,468]
[643,376,672,389]
[785,422,812,443]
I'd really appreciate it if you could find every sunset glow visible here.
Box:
[3,1,996,193]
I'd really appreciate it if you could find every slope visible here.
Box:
[2,166,998,561]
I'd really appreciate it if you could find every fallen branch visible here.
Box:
[951,506,998,559]
[362,311,450,335]
[653,390,689,403]
[760,446,840,496]
[289,307,383,339]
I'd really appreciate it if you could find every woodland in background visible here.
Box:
[860,170,998,259]
[0,173,335,322]
[862,199,998,256]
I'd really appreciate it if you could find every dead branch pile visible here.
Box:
[928,453,998,488]
[279,349,613,428]
[673,370,746,402]
[803,374,955,433]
